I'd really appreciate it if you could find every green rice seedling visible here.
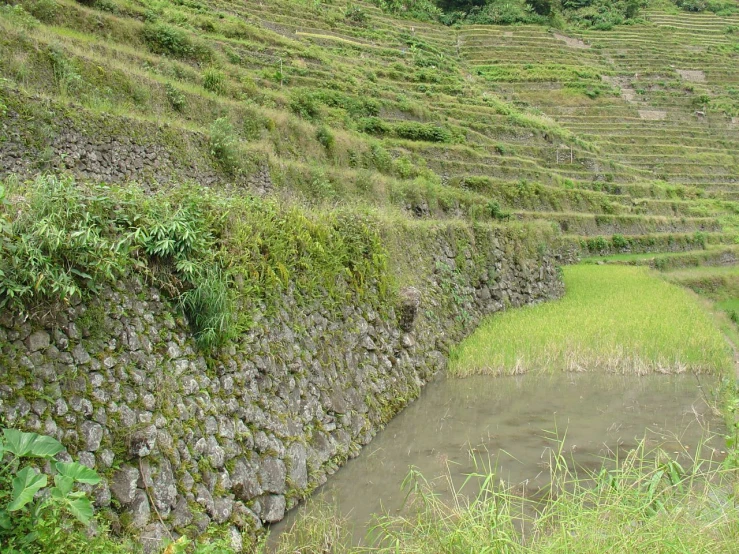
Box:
[450,265,733,376]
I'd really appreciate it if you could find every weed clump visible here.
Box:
[209,117,239,175]
[165,83,186,112]
[142,22,210,60]
[202,67,226,95]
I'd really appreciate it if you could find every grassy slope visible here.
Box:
[0,0,737,256]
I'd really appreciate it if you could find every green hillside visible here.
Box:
[1,0,737,258]
[2,0,739,551]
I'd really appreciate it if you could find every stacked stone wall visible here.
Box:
[0,229,564,551]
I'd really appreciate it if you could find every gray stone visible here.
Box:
[126,490,151,529]
[212,496,234,524]
[231,458,262,501]
[258,457,286,494]
[99,448,115,468]
[260,494,286,523]
[195,483,214,514]
[151,459,177,515]
[170,497,194,529]
[140,522,168,554]
[94,480,111,508]
[72,343,91,365]
[78,451,96,468]
[228,525,243,552]
[110,465,139,505]
[129,425,157,457]
[361,336,377,351]
[205,436,225,468]
[287,443,308,491]
[80,420,103,451]
[231,502,261,530]
[25,330,50,352]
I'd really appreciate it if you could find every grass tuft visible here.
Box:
[362,437,738,554]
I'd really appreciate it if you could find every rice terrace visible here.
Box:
[1,0,739,551]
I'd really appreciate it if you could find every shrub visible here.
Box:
[27,0,58,23]
[165,83,186,112]
[345,4,368,24]
[180,266,233,349]
[242,108,265,140]
[47,47,83,96]
[487,200,511,221]
[612,233,629,250]
[316,126,335,151]
[289,90,321,120]
[0,175,237,350]
[358,116,391,135]
[586,235,609,253]
[209,117,239,174]
[0,175,130,310]
[202,67,225,95]
[392,121,453,143]
[142,22,200,59]
[371,0,442,21]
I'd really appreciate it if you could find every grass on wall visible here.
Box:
[449,264,733,376]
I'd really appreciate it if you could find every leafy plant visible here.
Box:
[612,233,629,250]
[0,429,102,551]
[0,175,131,310]
[165,83,186,112]
[180,266,233,349]
[344,4,368,24]
[316,125,335,151]
[142,22,210,60]
[209,117,239,175]
[202,67,225,95]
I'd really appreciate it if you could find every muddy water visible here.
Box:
[272,372,723,545]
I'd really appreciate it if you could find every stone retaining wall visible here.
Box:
[0,228,564,551]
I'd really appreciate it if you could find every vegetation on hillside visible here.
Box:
[0,174,391,349]
[374,0,738,25]
[0,0,738,550]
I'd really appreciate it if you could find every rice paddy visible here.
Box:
[450,264,734,376]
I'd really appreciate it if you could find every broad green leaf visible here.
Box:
[55,461,101,485]
[3,429,64,458]
[8,466,47,511]
[65,497,93,524]
[52,475,74,498]
[0,509,11,530]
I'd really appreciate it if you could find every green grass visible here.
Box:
[272,439,739,554]
[450,265,733,375]
[366,443,738,554]
[663,265,739,299]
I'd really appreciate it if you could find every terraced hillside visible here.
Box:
[1,0,737,258]
[3,0,739,550]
